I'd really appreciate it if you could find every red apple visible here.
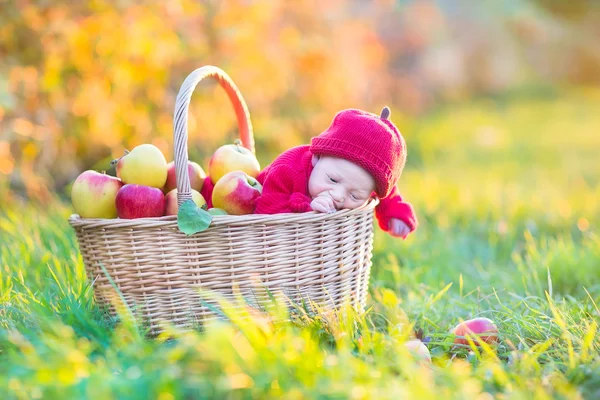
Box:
[163,161,206,193]
[211,171,262,215]
[208,142,260,185]
[71,171,123,218]
[452,317,499,346]
[115,184,166,219]
[164,188,206,216]
[404,339,432,363]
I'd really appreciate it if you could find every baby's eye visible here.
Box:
[328,176,338,183]
[350,193,359,201]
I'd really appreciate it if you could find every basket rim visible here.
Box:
[68,198,379,229]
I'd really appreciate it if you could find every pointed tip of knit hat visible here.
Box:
[380,106,390,120]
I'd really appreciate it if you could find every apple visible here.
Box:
[208,208,229,216]
[164,160,206,193]
[71,170,123,218]
[115,144,168,188]
[208,141,260,185]
[164,188,206,216]
[211,171,262,215]
[404,339,432,363]
[452,317,499,346]
[115,184,166,219]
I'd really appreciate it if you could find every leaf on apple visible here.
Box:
[177,200,213,235]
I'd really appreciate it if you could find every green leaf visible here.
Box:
[177,200,213,235]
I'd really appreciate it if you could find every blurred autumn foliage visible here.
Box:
[1,0,599,203]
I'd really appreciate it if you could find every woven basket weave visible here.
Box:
[69,66,377,333]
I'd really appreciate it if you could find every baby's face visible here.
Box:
[308,156,376,210]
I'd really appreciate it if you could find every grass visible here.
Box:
[1,88,600,399]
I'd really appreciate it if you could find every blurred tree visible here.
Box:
[529,0,597,20]
[524,0,600,84]
[0,0,598,202]
[0,0,391,201]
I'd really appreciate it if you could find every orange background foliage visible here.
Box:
[1,0,598,203]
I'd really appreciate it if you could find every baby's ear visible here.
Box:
[311,155,320,167]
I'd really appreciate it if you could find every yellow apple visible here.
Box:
[164,188,206,216]
[115,144,168,188]
[404,339,431,364]
[71,170,123,218]
[212,171,262,215]
[208,142,260,184]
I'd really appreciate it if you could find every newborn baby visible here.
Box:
[253,107,417,239]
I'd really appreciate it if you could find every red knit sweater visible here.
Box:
[200,145,417,235]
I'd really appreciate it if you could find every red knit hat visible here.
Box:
[310,107,406,198]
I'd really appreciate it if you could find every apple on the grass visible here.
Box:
[115,184,166,219]
[164,188,206,216]
[404,339,432,363]
[71,170,123,218]
[208,141,260,185]
[212,171,262,215]
[164,160,206,193]
[452,317,499,346]
[115,144,168,189]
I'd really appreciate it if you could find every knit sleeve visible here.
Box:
[374,185,418,234]
[199,175,215,209]
[255,165,313,214]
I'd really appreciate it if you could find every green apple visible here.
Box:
[208,141,260,185]
[212,171,262,215]
[115,144,168,188]
[208,208,229,216]
[71,170,123,218]
[404,339,431,363]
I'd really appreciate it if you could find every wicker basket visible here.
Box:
[69,66,377,334]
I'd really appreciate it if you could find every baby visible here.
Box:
[252,107,417,238]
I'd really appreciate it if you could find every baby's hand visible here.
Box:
[311,195,336,213]
[389,218,410,239]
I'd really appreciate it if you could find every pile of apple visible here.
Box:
[71,141,263,219]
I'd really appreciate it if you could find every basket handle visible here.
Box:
[173,65,254,206]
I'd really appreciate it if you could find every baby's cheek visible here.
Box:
[310,183,328,198]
